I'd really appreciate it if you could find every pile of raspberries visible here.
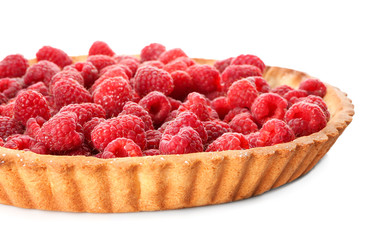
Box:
[0,42,329,158]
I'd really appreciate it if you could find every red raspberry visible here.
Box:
[229,113,259,135]
[36,112,84,152]
[114,55,140,64]
[59,103,105,125]
[178,92,217,121]
[221,64,262,91]
[4,134,48,154]
[134,66,174,97]
[159,126,203,155]
[24,60,61,86]
[0,77,22,98]
[139,60,164,69]
[251,93,288,126]
[299,78,327,98]
[0,54,29,78]
[163,111,207,144]
[143,149,160,156]
[91,114,146,151]
[211,97,231,119]
[203,120,231,144]
[50,69,84,93]
[138,91,171,126]
[14,90,51,125]
[283,89,308,106]
[116,59,139,78]
[167,97,181,110]
[187,64,221,94]
[246,131,260,148]
[62,144,93,156]
[88,41,115,57]
[231,54,266,74]
[82,117,105,146]
[52,78,92,109]
[257,119,295,147]
[285,102,327,137]
[247,76,270,93]
[100,64,132,80]
[227,79,258,108]
[159,48,187,64]
[146,129,162,149]
[89,67,129,94]
[206,91,225,100]
[25,116,46,138]
[65,62,99,89]
[206,132,249,152]
[214,57,233,73]
[271,85,294,96]
[102,138,142,158]
[0,101,15,118]
[140,43,166,62]
[0,116,24,140]
[223,107,250,123]
[163,110,179,124]
[36,46,72,68]
[0,93,7,104]
[163,60,187,73]
[87,55,116,71]
[119,101,154,130]
[169,70,194,100]
[26,82,49,96]
[294,95,330,121]
[171,57,195,67]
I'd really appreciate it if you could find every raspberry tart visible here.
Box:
[0,42,354,212]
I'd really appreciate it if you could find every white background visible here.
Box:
[0,0,391,239]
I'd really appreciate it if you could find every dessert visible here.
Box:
[0,42,354,212]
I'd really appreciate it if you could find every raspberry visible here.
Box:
[62,144,93,156]
[116,59,139,78]
[0,101,15,118]
[251,93,288,126]
[285,102,327,137]
[246,132,260,148]
[82,117,105,146]
[0,116,24,140]
[203,120,231,144]
[100,64,132,80]
[229,113,259,135]
[14,90,51,125]
[283,89,308,106]
[36,112,83,152]
[257,119,295,147]
[91,114,146,151]
[294,95,330,121]
[65,62,99,89]
[0,93,7,104]
[52,78,92,109]
[214,57,233,73]
[169,70,194,100]
[24,60,61,86]
[163,110,179,124]
[3,134,48,154]
[159,48,187,64]
[223,107,250,123]
[159,126,203,155]
[231,54,266,74]
[0,54,29,78]
[36,46,72,68]
[187,64,221,94]
[89,67,129,94]
[0,77,22,98]
[171,57,195,67]
[93,77,136,117]
[134,66,174,97]
[59,103,105,125]
[119,101,154,130]
[143,149,160,156]
[299,78,327,98]
[26,82,49,96]
[25,116,46,138]
[140,43,166,62]
[211,97,231,119]
[114,55,140,64]
[206,91,225,100]
[227,79,258,108]
[146,130,162,149]
[163,111,207,144]
[178,92,217,121]
[163,60,187,73]
[206,133,249,152]
[167,97,181,110]
[271,85,294,96]
[87,55,116,71]
[50,69,84,93]
[247,76,270,93]
[102,138,142,158]
[138,91,171,126]
[88,41,115,57]
[139,60,164,69]
[221,64,262,91]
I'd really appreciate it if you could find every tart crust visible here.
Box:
[0,57,354,213]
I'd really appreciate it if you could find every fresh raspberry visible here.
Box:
[116,58,139,78]
[138,91,171,126]
[139,60,164,69]
[88,41,115,57]
[221,64,262,91]
[162,111,207,144]
[143,149,160,156]
[91,114,146,151]
[299,78,327,98]
[146,130,162,149]
[0,93,8,104]
[59,103,105,125]
[231,54,266,74]
[0,116,24,140]
[82,117,105,146]
[114,55,140,64]
[163,110,179,124]
[14,90,51,125]
[187,64,221,94]
[167,97,181,110]
[93,77,135,117]
[36,46,72,68]
[36,111,83,152]
[293,95,330,121]
[211,97,231,119]
[283,89,308,106]
[25,116,46,138]
[163,60,187,73]
[257,119,295,147]
[3,134,48,154]
[24,60,61,86]
[100,64,132,80]
[285,102,327,137]
[229,113,259,135]
[89,67,129,94]
[102,138,142,158]
[206,91,225,100]
[50,69,84,93]
[251,93,288,126]
[171,57,195,67]
[65,62,99,89]
[87,55,116,71]
[227,79,258,108]
[26,82,49,96]
[0,54,29,78]
[52,78,92,109]
[62,144,93,156]
[246,131,260,148]
[178,92,217,121]
[223,107,250,123]
[214,57,233,73]
[119,101,154,130]
[159,48,187,64]
[202,120,231,144]
[134,66,174,97]
[169,70,194,100]
[0,77,22,98]
[246,76,270,93]
[140,43,166,62]
[206,133,249,152]
[0,101,15,118]
[271,85,294,96]
[159,126,203,155]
